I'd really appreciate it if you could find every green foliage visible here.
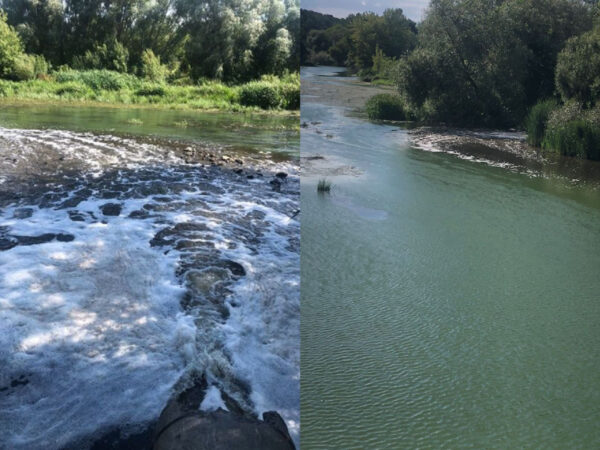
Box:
[135,83,167,97]
[543,120,600,160]
[140,49,168,82]
[365,93,409,121]
[239,82,281,109]
[555,27,600,107]
[55,70,138,91]
[396,0,593,127]
[72,39,129,73]
[301,8,417,72]
[524,99,558,147]
[0,11,23,78]
[54,81,92,97]
[239,75,300,110]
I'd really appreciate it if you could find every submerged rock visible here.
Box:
[13,208,33,219]
[100,203,122,216]
[153,375,295,450]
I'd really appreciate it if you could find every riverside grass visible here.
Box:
[0,70,300,114]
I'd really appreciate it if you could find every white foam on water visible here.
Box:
[0,127,300,449]
[200,385,228,412]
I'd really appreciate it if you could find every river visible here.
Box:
[300,66,600,448]
[0,105,299,448]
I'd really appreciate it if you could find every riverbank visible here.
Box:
[0,71,300,115]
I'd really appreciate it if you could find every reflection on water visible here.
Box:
[301,66,600,448]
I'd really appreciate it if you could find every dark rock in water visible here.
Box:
[153,374,295,450]
[56,233,75,242]
[247,175,254,180]
[275,172,288,179]
[234,169,243,175]
[222,260,245,277]
[15,233,56,246]
[100,203,122,216]
[58,196,86,209]
[100,190,120,199]
[13,208,34,219]
[129,209,151,219]
[0,237,18,251]
[69,211,86,222]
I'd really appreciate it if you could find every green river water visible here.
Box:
[300,67,600,448]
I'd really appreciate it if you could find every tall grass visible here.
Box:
[543,120,600,160]
[317,179,332,193]
[524,99,558,147]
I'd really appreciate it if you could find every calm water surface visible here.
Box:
[301,67,600,448]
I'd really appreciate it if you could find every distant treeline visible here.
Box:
[0,0,300,83]
[302,2,600,159]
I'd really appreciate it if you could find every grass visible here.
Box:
[543,120,600,160]
[0,70,300,114]
[317,179,332,193]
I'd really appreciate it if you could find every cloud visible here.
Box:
[302,0,429,22]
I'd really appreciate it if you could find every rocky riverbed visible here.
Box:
[0,127,299,449]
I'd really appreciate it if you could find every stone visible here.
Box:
[275,172,288,179]
[100,203,122,216]
[0,238,18,251]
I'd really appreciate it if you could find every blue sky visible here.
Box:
[301,0,430,22]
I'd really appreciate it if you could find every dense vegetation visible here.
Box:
[302,2,600,159]
[301,8,417,81]
[0,1,300,111]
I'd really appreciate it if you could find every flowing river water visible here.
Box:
[300,67,600,448]
[0,105,299,449]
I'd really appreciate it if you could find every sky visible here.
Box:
[301,0,430,23]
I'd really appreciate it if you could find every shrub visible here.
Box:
[140,49,168,82]
[55,70,138,91]
[543,119,600,160]
[239,81,280,109]
[72,38,129,73]
[135,83,166,96]
[10,54,49,81]
[55,82,91,97]
[365,93,408,120]
[524,99,558,147]
[279,83,300,110]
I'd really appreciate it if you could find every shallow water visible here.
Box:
[0,108,299,449]
[301,67,600,448]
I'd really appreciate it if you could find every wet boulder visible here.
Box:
[100,203,122,216]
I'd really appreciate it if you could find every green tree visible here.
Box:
[0,10,22,78]
[555,26,600,107]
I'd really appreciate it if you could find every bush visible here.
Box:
[55,82,91,97]
[543,120,600,160]
[365,93,408,120]
[55,70,138,91]
[135,83,167,96]
[140,49,168,82]
[239,81,280,109]
[72,38,129,73]
[524,99,558,147]
[279,83,300,110]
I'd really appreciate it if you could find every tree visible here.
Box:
[0,10,23,78]
[555,26,600,107]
